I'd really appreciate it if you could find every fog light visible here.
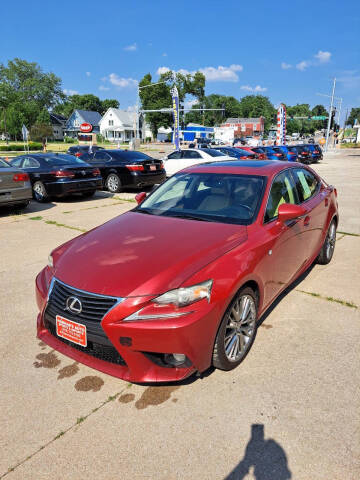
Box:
[172,353,186,363]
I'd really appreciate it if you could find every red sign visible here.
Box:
[80,123,93,133]
[56,315,87,347]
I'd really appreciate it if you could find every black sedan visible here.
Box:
[9,153,102,202]
[213,146,256,159]
[80,149,166,193]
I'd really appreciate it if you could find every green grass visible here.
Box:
[297,289,358,309]
[29,216,43,221]
[113,196,136,203]
[44,220,87,233]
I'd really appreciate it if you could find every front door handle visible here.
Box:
[304,216,310,226]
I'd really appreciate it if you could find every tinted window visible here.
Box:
[10,157,23,167]
[111,151,151,161]
[168,151,182,160]
[265,171,297,222]
[183,150,201,159]
[293,169,319,202]
[94,151,111,161]
[137,172,266,225]
[22,157,40,168]
[42,155,87,165]
[0,159,10,168]
[204,149,226,157]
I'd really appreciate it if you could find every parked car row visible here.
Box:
[233,144,323,164]
[4,151,166,205]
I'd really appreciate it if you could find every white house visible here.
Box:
[99,108,137,142]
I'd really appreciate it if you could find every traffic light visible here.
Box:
[273,113,277,123]
[221,103,225,118]
[330,108,336,130]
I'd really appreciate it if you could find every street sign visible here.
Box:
[311,116,328,120]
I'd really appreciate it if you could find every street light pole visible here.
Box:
[325,78,336,152]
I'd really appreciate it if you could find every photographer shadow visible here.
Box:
[225,424,291,480]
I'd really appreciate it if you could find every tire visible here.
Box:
[33,181,49,203]
[105,173,122,193]
[81,190,96,198]
[317,219,337,265]
[212,287,258,371]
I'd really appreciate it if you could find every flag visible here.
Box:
[170,85,180,150]
[21,124,29,142]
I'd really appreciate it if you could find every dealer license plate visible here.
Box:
[150,165,156,171]
[56,315,87,347]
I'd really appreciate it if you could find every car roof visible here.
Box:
[181,160,301,176]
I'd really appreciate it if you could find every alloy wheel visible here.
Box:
[224,294,257,362]
[33,181,47,201]
[107,174,120,193]
[326,222,336,260]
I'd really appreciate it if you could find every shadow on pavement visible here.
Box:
[225,424,291,479]
[0,200,55,217]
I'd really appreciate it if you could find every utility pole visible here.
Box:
[137,80,169,140]
[325,78,336,152]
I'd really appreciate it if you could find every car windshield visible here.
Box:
[42,154,87,165]
[0,159,10,168]
[136,172,266,225]
[203,149,226,157]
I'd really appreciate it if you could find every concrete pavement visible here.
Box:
[0,149,359,479]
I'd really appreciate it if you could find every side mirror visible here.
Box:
[277,203,306,223]
[135,192,147,205]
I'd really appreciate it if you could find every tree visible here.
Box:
[347,108,360,127]
[36,108,51,125]
[185,94,241,126]
[0,58,64,137]
[311,104,327,116]
[101,99,119,114]
[237,95,276,131]
[139,70,206,137]
[30,123,53,145]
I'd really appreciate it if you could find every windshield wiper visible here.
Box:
[165,212,215,222]
[136,208,155,215]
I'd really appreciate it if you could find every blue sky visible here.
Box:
[2,0,359,123]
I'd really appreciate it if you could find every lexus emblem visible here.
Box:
[81,170,86,176]
[65,296,82,314]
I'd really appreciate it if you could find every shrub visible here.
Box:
[64,136,77,144]
[0,142,42,151]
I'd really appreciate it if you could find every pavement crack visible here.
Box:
[1,389,126,479]
[296,289,358,309]
[43,220,87,233]
[337,230,360,237]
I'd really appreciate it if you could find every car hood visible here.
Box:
[53,211,248,297]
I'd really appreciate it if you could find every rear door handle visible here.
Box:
[304,216,310,226]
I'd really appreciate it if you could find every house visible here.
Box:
[222,117,265,137]
[49,113,66,140]
[99,108,138,142]
[65,110,102,138]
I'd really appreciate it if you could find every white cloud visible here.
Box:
[296,61,309,71]
[108,73,138,88]
[86,71,91,77]
[281,62,292,70]
[63,89,78,95]
[99,85,110,91]
[124,43,137,51]
[185,99,199,109]
[126,105,136,112]
[240,85,267,93]
[157,66,171,75]
[314,50,331,63]
[156,64,243,82]
[162,53,167,57]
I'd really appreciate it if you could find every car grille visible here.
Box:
[48,279,118,323]
[44,279,126,366]
[46,321,126,365]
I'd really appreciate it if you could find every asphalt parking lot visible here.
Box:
[0,149,359,479]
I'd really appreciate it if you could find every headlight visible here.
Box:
[48,253,54,268]
[123,280,213,322]
[153,280,213,308]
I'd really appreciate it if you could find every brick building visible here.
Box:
[221,117,265,137]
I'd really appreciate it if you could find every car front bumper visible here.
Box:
[35,269,220,383]
[44,177,102,196]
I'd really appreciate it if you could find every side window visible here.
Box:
[183,151,201,159]
[11,157,23,168]
[94,151,111,161]
[167,152,182,160]
[22,157,40,168]
[264,171,297,223]
[293,169,319,202]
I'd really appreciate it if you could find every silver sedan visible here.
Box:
[0,158,32,209]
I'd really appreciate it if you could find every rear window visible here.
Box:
[111,151,152,161]
[204,149,226,157]
[0,159,10,168]
[42,154,87,165]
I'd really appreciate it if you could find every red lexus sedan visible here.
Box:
[35,160,338,383]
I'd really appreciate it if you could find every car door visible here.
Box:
[260,170,306,306]
[290,167,325,260]
[87,151,112,181]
